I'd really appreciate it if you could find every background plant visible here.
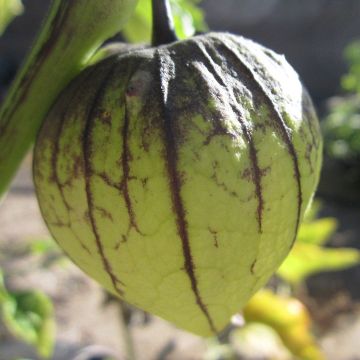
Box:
[322,41,360,168]
[0,0,23,35]
[0,266,55,358]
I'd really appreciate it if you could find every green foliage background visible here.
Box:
[322,41,360,165]
[123,0,207,43]
[0,0,23,35]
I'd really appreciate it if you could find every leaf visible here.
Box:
[297,218,338,245]
[123,0,207,43]
[1,291,55,358]
[341,41,360,93]
[122,0,152,43]
[26,238,69,269]
[29,238,60,256]
[0,267,9,303]
[278,243,360,285]
[322,95,360,162]
[0,0,23,35]
[1,290,55,358]
[242,290,325,360]
[171,0,207,39]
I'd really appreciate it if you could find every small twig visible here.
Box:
[117,300,137,360]
[156,340,176,360]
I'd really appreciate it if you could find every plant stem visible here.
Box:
[152,0,178,46]
[0,0,138,200]
[118,301,136,360]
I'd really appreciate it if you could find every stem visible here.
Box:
[118,301,136,360]
[152,0,178,46]
[0,0,138,200]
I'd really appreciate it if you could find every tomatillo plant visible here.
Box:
[1,0,322,341]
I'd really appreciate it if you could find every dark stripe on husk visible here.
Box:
[195,41,264,233]
[218,39,303,246]
[53,111,92,255]
[302,89,320,149]
[156,49,217,334]
[301,89,321,169]
[122,98,143,236]
[51,67,99,255]
[82,62,125,296]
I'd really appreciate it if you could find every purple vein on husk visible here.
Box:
[156,49,217,334]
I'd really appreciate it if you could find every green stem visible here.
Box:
[0,0,138,200]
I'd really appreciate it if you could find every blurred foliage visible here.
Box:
[342,41,360,93]
[234,202,360,360]
[122,0,207,43]
[322,41,360,165]
[297,217,337,245]
[278,242,360,285]
[28,237,69,269]
[322,96,360,163]
[29,238,60,256]
[0,268,55,358]
[0,0,23,35]
[278,213,360,285]
[242,290,324,360]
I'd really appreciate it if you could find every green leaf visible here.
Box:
[0,0,23,35]
[122,0,152,43]
[1,290,55,358]
[278,243,360,285]
[0,267,9,303]
[29,238,60,256]
[171,0,207,39]
[27,238,71,269]
[322,95,360,162]
[297,218,338,246]
[342,41,360,93]
[123,0,207,43]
